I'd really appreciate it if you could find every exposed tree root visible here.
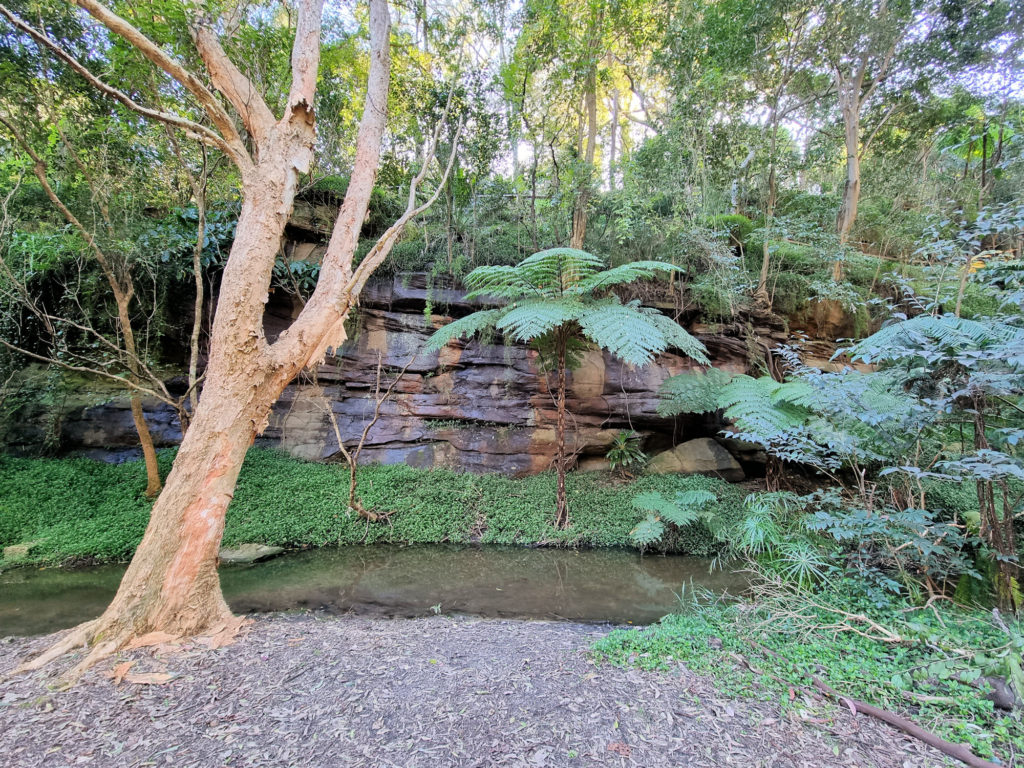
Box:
[11,610,245,687]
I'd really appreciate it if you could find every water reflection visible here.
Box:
[0,545,745,636]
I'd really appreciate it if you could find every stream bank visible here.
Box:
[0,614,950,768]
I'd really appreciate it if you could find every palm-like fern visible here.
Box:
[426,248,709,528]
[658,367,918,472]
[630,489,717,549]
[851,314,1024,364]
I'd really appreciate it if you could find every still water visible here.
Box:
[0,544,745,636]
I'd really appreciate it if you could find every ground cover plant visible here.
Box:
[593,587,1024,764]
[0,448,745,566]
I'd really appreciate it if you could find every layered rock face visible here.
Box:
[261,273,758,476]
[5,273,780,479]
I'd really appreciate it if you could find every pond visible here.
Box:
[0,544,746,636]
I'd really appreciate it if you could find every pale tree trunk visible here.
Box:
[756,109,780,305]
[130,394,162,497]
[14,0,459,679]
[835,91,861,281]
[608,86,618,190]
[570,66,598,250]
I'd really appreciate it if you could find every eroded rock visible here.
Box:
[647,438,745,481]
[219,544,285,565]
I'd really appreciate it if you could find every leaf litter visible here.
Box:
[0,614,955,767]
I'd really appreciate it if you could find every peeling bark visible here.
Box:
[17,0,429,677]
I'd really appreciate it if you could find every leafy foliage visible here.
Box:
[427,248,708,367]
[0,449,748,564]
[593,590,1024,762]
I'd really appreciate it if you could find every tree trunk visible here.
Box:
[608,87,618,190]
[130,393,162,498]
[834,90,861,281]
[973,405,1020,612]
[16,0,418,679]
[570,67,598,250]
[554,330,569,529]
[756,164,777,304]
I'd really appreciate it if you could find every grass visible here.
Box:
[592,589,1024,763]
[0,447,746,565]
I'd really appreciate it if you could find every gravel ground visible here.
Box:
[0,614,954,768]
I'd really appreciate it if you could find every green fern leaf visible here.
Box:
[571,261,682,295]
[496,300,583,342]
[657,369,736,416]
[630,513,666,547]
[425,309,504,351]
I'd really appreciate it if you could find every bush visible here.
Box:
[708,214,754,246]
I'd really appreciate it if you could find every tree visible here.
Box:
[8,0,457,678]
[812,0,1014,276]
[425,247,708,528]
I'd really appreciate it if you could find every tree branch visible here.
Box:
[0,3,232,158]
[268,0,392,370]
[192,26,276,150]
[71,0,252,171]
[286,0,324,116]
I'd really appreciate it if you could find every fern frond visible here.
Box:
[495,300,583,342]
[642,309,710,365]
[424,309,504,351]
[577,298,708,367]
[516,248,605,296]
[657,369,736,416]
[632,491,682,516]
[632,490,708,528]
[676,489,717,509]
[630,514,666,547]
[463,265,537,300]
[852,314,1024,363]
[571,261,682,295]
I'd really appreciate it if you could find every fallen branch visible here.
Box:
[751,642,1001,768]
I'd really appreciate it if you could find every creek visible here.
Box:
[0,544,746,636]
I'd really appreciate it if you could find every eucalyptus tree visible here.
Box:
[806,0,1016,276]
[426,247,708,528]
[507,0,664,250]
[3,0,457,678]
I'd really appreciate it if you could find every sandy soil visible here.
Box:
[0,614,953,768]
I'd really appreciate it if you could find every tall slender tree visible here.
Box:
[6,0,457,678]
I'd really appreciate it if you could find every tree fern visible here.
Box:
[852,314,1024,364]
[425,248,708,529]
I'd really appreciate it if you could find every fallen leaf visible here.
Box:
[607,742,631,757]
[123,672,173,685]
[105,661,135,685]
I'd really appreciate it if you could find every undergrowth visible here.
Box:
[592,589,1024,763]
[0,448,744,564]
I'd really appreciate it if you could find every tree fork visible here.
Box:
[11,0,407,677]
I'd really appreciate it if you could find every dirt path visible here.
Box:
[0,614,952,767]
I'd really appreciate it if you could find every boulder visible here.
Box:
[647,438,744,482]
[219,543,285,565]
